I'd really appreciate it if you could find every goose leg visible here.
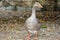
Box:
[34,33,38,40]
[27,32,31,40]
[23,32,30,40]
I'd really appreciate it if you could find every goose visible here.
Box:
[25,2,43,40]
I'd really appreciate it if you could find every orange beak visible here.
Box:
[38,4,43,8]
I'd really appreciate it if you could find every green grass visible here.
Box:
[41,25,47,28]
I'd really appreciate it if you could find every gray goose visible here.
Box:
[25,2,43,40]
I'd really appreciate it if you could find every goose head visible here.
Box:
[31,2,43,18]
[33,2,43,9]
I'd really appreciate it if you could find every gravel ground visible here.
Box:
[0,22,60,40]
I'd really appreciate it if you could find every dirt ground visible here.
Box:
[0,11,60,40]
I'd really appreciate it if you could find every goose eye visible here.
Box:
[35,4,39,6]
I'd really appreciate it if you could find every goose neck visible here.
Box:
[31,7,36,18]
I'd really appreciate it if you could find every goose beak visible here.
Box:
[38,4,43,8]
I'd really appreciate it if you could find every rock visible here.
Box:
[5,6,14,11]
[0,6,6,11]
[17,6,25,12]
